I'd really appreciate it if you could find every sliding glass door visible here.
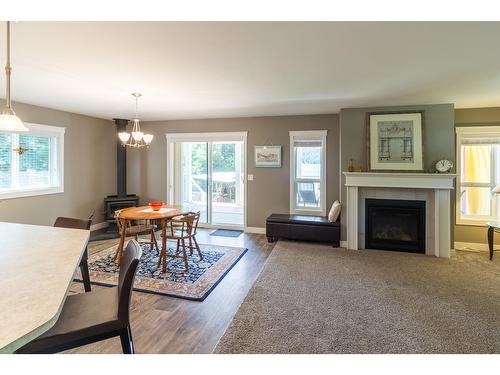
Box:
[211,141,244,226]
[167,133,246,229]
[179,142,209,223]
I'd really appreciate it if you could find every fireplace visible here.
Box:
[104,195,139,222]
[99,119,139,237]
[365,198,425,254]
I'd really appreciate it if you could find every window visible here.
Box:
[289,130,327,214]
[0,123,65,199]
[456,126,500,225]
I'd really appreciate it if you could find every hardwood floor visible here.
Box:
[64,228,274,354]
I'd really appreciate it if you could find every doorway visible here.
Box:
[166,132,247,229]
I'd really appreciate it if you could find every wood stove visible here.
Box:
[101,119,139,234]
[104,195,139,222]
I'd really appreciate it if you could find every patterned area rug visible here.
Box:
[77,241,247,301]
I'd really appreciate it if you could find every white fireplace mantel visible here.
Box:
[343,172,456,257]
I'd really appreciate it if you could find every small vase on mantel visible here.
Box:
[348,159,354,172]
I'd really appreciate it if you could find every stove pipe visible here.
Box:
[113,118,129,198]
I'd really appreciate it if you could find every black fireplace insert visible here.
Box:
[365,198,425,254]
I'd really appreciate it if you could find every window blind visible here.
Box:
[0,133,52,190]
[293,140,322,147]
[0,134,12,189]
[461,137,500,145]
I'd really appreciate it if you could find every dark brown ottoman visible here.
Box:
[266,213,341,247]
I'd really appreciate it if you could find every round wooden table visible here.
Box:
[116,205,187,270]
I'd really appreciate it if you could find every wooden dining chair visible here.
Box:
[16,240,142,354]
[114,209,159,263]
[54,216,93,292]
[158,212,202,273]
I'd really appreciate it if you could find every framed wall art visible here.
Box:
[254,145,282,168]
[367,111,424,172]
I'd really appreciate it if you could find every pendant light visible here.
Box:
[0,21,28,132]
[118,93,153,148]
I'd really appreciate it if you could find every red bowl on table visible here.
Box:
[149,201,164,211]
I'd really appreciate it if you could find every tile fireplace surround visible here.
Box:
[343,172,456,257]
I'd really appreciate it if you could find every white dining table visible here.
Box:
[0,221,90,353]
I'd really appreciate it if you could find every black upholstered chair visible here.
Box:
[53,216,93,292]
[17,240,142,354]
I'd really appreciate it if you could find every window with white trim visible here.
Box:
[289,130,327,215]
[456,126,500,225]
[0,123,65,199]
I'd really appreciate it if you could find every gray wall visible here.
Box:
[0,97,467,245]
[0,100,116,226]
[127,114,340,228]
[339,104,456,241]
[455,107,500,244]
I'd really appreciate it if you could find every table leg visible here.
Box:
[162,219,167,273]
[115,219,127,265]
[488,226,494,261]
[80,247,91,292]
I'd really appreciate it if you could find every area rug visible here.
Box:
[77,241,247,301]
[210,229,243,238]
[215,240,500,353]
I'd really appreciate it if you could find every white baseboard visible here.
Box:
[340,240,348,248]
[90,222,109,232]
[245,226,266,234]
[454,241,500,252]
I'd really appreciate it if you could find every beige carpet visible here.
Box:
[215,240,500,354]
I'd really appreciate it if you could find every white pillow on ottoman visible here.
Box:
[328,200,342,222]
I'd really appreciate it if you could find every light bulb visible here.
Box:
[132,131,143,141]
[143,134,153,144]
[118,132,131,143]
[0,113,29,132]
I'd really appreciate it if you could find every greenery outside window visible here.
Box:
[456,126,500,225]
[0,123,65,199]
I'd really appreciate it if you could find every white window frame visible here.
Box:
[165,132,248,230]
[289,130,327,215]
[0,122,65,200]
[456,126,500,226]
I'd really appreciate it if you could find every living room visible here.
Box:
[2,1,500,373]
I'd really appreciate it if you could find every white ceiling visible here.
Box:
[1,21,500,121]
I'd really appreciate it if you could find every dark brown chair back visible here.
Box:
[189,211,200,236]
[117,240,142,322]
[168,211,200,237]
[114,209,128,234]
[54,216,92,230]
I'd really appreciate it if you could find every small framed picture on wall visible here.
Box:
[367,111,424,172]
[254,145,282,168]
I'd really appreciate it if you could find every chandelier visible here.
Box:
[118,93,153,148]
[0,21,28,132]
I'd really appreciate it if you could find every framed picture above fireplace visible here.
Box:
[367,111,424,172]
